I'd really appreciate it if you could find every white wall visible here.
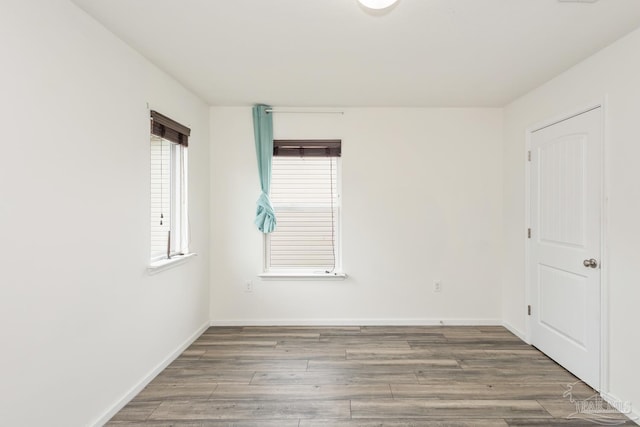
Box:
[0,1,210,426]
[502,27,640,418]
[210,107,503,325]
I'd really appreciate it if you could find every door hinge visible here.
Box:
[527,151,531,162]
[528,305,531,316]
[527,228,531,239]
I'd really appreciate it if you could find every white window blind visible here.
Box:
[267,156,340,271]
[150,135,171,258]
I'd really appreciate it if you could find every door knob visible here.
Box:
[583,259,598,268]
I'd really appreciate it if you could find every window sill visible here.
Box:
[148,253,197,275]
[259,272,347,280]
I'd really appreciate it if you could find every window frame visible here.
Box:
[149,111,191,265]
[263,148,343,277]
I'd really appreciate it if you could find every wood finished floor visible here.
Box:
[107,326,633,426]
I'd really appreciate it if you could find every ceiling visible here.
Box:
[71,0,640,107]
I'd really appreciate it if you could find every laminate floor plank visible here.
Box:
[506,419,637,426]
[443,331,522,339]
[300,419,509,427]
[107,326,633,426]
[177,349,207,360]
[108,400,162,422]
[108,421,299,427]
[346,349,436,360]
[251,371,419,385]
[147,399,350,421]
[287,338,414,349]
[346,347,546,360]
[457,357,567,369]
[189,340,278,348]
[198,332,320,340]
[436,349,547,358]
[409,341,531,349]
[167,358,309,371]
[211,383,392,400]
[326,333,447,341]
[199,329,245,335]
[391,383,595,400]
[351,399,551,419]
[199,348,346,360]
[242,326,362,335]
[152,370,254,385]
[133,383,218,402]
[416,368,580,385]
[307,359,459,371]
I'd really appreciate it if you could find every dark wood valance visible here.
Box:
[150,110,191,147]
[273,140,341,157]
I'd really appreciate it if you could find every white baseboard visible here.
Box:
[502,320,528,343]
[210,318,502,327]
[91,320,209,427]
[601,391,640,425]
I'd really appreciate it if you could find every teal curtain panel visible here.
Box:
[252,104,277,233]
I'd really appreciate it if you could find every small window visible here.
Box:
[266,140,342,274]
[150,111,190,261]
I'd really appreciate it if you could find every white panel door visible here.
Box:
[530,107,602,390]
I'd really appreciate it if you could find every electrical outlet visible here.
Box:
[245,281,253,292]
[434,281,442,292]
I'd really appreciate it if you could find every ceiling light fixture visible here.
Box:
[357,0,399,10]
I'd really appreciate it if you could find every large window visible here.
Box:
[266,140,342,274]
[150,111,190,262]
